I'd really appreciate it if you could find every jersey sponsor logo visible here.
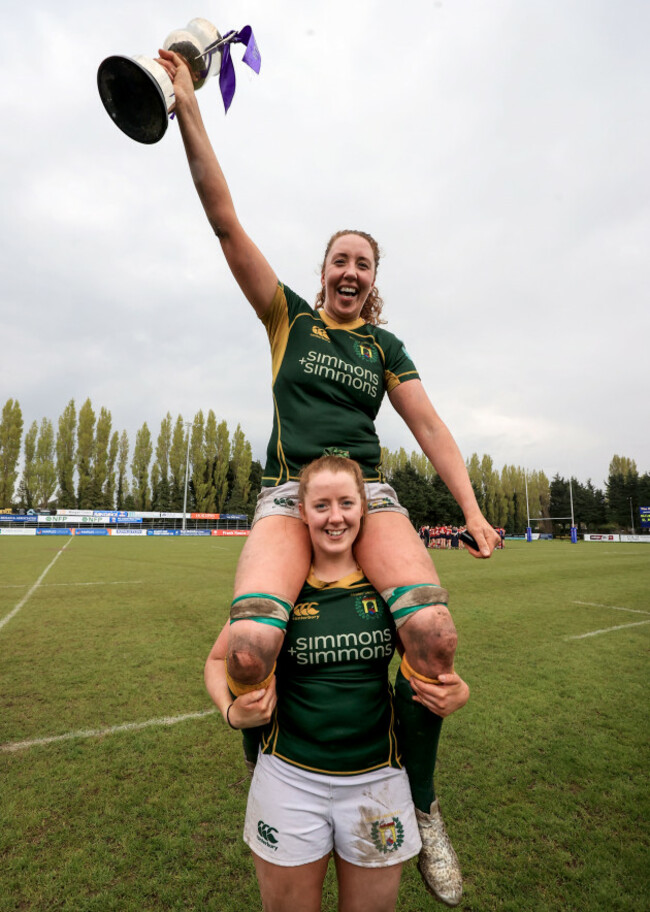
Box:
[353,340,377,362]
[293,601,320,620]
[288,628,393,665]
[257,820,279,850]
[371,816,405,853]
[311,325,330,342]
[354,594,384,620]
[298,351,379,399]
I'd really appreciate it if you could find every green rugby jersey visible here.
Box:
[260,283,420,485]
[260,569,402,775]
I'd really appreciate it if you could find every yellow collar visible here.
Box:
[317,308,366,331]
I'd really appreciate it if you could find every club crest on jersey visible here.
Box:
[371,817,404,853]
[311,325,330,342]
[353,340,377,362]
[355,594,383,620]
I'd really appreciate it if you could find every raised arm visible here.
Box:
[156,48,278,317]
[388,379,500,558]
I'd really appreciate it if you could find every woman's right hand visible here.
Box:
[227,676,278,729]
[409,672,469,718]
[156,48,196,108]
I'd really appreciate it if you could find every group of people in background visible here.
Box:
[420,525,506,550]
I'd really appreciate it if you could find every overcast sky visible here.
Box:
[2,0,648,490]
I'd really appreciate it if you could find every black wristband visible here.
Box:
[226,702,239,730]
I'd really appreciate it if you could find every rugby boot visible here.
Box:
[415,799,463,906]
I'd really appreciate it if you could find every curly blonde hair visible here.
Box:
[314,230,387,326]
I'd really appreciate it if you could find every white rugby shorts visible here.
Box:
[243,753,421,868]
[252,480,409,527]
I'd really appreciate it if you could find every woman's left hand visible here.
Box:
[464,515,501,558]
[409,673,469,718]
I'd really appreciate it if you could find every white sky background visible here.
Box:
[1,0,648,490]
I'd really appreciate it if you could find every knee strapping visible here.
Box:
[229,593,293,632]
[381,583,449,629]
[226,658,276,697]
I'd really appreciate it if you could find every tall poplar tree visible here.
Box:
[152,413,173,510]
[228,424,252,513]
[76,398,96,509]
[92,407,112,508]
[56,399,76,508]
[203,409,218,513]
[214,419,230,511]
[190,410,210,512]
[35,417,57,508]
[169,415,188,510]
[104,430,119,509]
[17,420,39,510]
[116,430,130,509]
[0,398,24,508]
[131,422,152,510]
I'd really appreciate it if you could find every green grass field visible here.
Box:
[1,538,648,911]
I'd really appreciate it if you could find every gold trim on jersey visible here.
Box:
[306,568,365,590]
[385,368,420,392]
[317,309,366,331]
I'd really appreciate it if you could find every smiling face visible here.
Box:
[299,467,364,561]
[321,234,376,324]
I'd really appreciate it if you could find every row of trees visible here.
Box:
[1,398,648,532]
[381,448,649,535]
[0,399,260,519]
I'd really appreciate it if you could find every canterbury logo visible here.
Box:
[311,326,330,342]
[294,602,320,620]
[257,821,279,845]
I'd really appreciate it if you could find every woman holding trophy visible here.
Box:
[156,45,498,908]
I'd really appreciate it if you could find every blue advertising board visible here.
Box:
[640,506,650,528]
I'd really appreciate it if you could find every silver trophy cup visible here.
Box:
[97,18,223,144]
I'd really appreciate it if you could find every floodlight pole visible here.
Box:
[630,497,635,534]
[182,421,191,532]
[524,470,532,542]
[569,476,578,544]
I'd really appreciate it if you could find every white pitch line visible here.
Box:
[573,600,650,616]
[0,537,73,632]
[0,580,144,590]
[0,708,218,753]
[566,620,650,640]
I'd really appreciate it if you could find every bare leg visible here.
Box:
[355,512,457,678]
[227,515,311,684]
[355,511,463,905]
[252,852,329,912]
[334,854,402,912]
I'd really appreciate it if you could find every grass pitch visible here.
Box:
[0,538,648,911]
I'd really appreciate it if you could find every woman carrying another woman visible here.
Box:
[205,456,470,912]
[157,48,499,905]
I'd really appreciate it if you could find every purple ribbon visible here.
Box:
[216,26,261,113]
